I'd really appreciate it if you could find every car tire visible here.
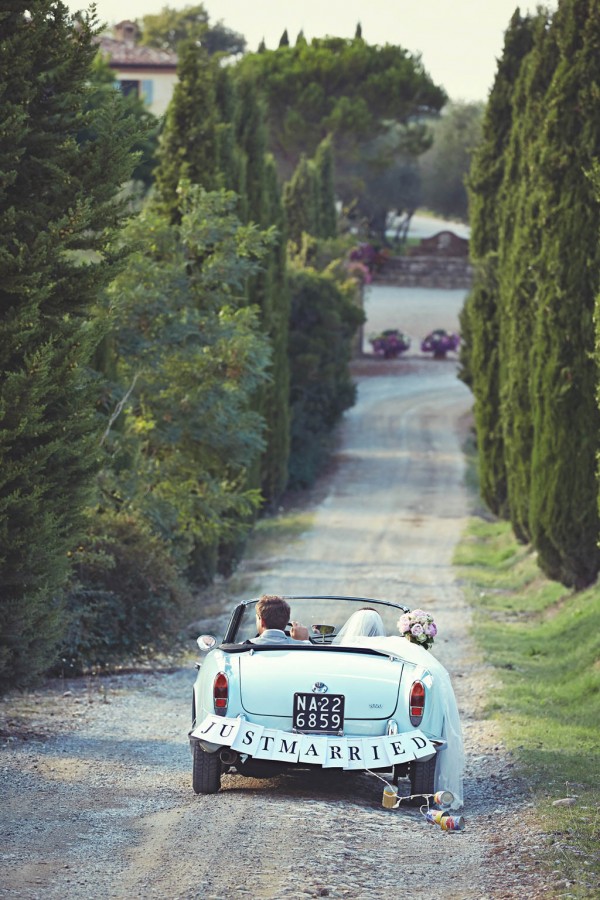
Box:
[192,741,221,794]
[408,754,436,798]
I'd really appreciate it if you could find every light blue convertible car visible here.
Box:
[189,595,462,802]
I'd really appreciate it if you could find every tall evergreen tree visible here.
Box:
[154,43,293,518]
[287,265,364,488]
[461,9,535,517]
[282,155,319,246]
[314,136,338,239]
[527,0,600,587]
[0,1,141,689]
[235,78,291,505]
[153,42,221,220]
[497,10,557,542]
[258,156,291,505]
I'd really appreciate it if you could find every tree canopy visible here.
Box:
[139,3,246,56]
[419,101,484,222]
[235,37,446,239]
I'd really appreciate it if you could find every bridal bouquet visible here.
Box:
[398,609,437,650]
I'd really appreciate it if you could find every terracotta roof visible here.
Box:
[97,36,178,69]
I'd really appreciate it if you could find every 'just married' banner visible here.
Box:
[191,715,436,769]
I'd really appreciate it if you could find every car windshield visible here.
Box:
[226,596,408,644]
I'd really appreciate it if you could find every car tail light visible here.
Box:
[409,680,425,725]
[213,672,228,715]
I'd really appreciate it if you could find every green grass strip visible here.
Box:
[455,518,600,896]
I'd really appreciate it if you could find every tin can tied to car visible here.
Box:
[425,809,466,832]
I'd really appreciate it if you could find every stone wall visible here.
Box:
[373,255,473,289]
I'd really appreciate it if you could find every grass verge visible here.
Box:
[455,517,600,897]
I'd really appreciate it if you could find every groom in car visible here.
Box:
[251,594,310,643]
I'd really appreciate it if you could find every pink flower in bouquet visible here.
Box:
[397,608,437,650]
[398,614,411,634]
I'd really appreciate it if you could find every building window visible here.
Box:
[118,79,140,99]
[116,79,154,108]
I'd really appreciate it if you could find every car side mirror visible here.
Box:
[197,634,217,653]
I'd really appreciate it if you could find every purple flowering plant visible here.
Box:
[397,608,437,650]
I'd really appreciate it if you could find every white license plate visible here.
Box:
[293,692,345,733]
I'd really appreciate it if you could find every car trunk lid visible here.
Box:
[239,647,403,720]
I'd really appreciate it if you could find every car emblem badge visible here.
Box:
[312,682,328,693]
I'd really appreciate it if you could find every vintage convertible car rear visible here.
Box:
[189,596,459,799]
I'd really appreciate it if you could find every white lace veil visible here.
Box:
[334,608,386,642]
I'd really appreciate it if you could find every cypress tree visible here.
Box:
[258,156,291,505]
[235,78,291,506]
[314,136,338,239]
[496,10,557,542]
[0,1,141,689]
[462,10,534,517]
[282,154,319,246]
[527,0,600,587]
[287,266,364,488]
[154,42,221,220]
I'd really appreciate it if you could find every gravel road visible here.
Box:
[0,285,562,899]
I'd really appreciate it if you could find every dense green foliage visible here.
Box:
[0,1,142,690]
[235,37,446,240]
[463,0,600,588]
[419,101,484,221]
[88,54,160,191]
[139,3,246,57]
[461,10,535,519]
[283,155,320,247]
[104,188,273,583]
[0,10,381,690]
[58,509,194,674]
[287,261,364,488]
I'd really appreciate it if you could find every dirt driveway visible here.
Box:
[0,286,560,899]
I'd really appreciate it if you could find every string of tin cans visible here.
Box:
[368,769,466,832]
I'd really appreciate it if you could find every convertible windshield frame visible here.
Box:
[222,595,410,644]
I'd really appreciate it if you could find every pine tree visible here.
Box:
[0,1,141,689]
[278,29,289,48]
[527,0,600,587]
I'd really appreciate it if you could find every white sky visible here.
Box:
[69,0,558,103]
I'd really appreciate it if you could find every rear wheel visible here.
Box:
[408,754,436,798]
[192,741,222,794]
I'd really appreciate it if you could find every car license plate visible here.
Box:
[293,692,345,733]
